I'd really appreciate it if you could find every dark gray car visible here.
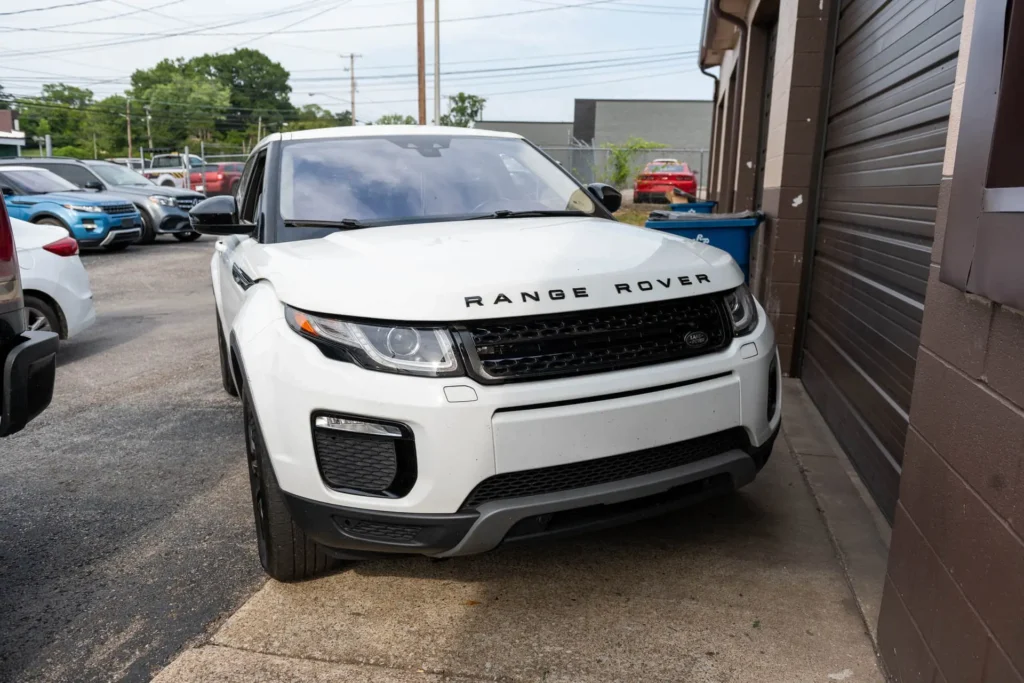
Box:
[3,158,205,245]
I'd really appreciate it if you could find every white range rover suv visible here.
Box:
[192,126,781,581]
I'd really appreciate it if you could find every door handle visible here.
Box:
[214,241,226,253]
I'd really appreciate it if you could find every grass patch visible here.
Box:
[614,206,651,226]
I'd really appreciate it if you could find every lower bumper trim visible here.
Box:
[282,425,778,559]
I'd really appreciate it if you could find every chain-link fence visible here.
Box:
[539,146,709,196]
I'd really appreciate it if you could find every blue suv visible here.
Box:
[0,165,143,251]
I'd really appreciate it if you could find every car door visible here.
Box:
[218,149,267,333]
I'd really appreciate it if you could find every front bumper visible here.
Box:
[1,330,58,436]
[153,207,193,233]
[285,429,777,558]
[241,300,780,554]
[72,212,143,246]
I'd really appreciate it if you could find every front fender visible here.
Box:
[227,281,285,428]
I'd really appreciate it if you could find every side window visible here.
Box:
[236,153,257,207]
[0,172,17,195]
[47,164,98,188]
[239,151,268,224]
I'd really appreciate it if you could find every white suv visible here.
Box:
[191,127,781,581]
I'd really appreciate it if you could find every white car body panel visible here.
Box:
[14,219,97,338]
[246,217,743,322]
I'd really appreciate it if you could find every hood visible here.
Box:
[253,216,744,322]
[11,191,129,206]
[110,184,204,199]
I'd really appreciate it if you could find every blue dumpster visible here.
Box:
[645,210,764,282]
[668,201,717,214]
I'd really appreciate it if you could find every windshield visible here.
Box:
[91,163,153,186]
[280,135,596,225]
[1,168,79,194]
[646,163,689,173]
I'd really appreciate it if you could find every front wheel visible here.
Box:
[243,383,339,581]
[138,212,157,245]
[174,231,201,242]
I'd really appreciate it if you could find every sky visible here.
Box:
[0,0,713,125]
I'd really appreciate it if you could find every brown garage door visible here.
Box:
[801,0,964,521]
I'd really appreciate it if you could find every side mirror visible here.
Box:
[83,180,104,191]
[0,186,14,197]
[587,182,622,213]
[189,195,250,235]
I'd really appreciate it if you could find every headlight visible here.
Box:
[285,305,462,377]
[148,195,176,207]
[723,285,758,336]
[62,203,103,213]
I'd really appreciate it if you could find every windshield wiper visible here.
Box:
[465,209,588,220]
[284,218,367,230]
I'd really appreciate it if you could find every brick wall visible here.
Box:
[878,1,1024,676]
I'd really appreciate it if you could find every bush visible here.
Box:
[52,145,91,159]
[600,137,667,189]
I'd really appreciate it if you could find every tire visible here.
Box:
[174,231,201,242]
[243,383,339,581]
[103,242,131,252]
[24,295,62,338]
[34,216,73,239]
[217,314,239,398]
[634,193,645,204]
[161,180,175,187]
[138,211,157,245]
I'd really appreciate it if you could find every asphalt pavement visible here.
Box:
[0,238,264,683]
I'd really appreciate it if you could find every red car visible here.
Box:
[190,162,244,196]
[633,160,697,203]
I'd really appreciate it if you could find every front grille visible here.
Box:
[461,428,747,509]
[175,197,200,211]
[461,295,731,383]
[101,203,137,215]
[341,518,422,543]
[313,430,398,492]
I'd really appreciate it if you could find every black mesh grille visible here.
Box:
[342,518,421,543]
[313,429,398,492]
[462,295,731,383]
[461,428,746,509]
[100,203,137,215]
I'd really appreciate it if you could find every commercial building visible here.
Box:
[0,111,26,158]
[701,0,1023,680]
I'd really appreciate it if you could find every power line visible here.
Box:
[522,0,703,14]
[0,0,183,30]
[0,0,106,16]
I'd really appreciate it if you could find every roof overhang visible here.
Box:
[700,0,751,68]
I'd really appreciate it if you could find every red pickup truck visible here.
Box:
[189,162,244,197]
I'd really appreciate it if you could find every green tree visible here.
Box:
[144,74,230,144]
[600,137,667,189]
[17,83,95,148]
[187,49,292,131]
[86,94,134,157]
[287,103,351,131]
[375,113,416,125]
[439,92,486,127]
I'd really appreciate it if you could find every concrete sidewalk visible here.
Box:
[153,384,886,683]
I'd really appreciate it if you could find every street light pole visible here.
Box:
[417,0,426,125]
[126,96,133,160]
[341,53,361,124]
[144,104,153,150]
[433,0,441,125]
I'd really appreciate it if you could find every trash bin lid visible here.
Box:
[647,209,764,222]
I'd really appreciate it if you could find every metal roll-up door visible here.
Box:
[802,0,964,521]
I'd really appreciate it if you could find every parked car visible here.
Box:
[14,217,96,339]
[143,153,206,190]
[4,158,204,244]
[0,199,58,437]
[189,162,244,197]
[192,126,780,581]
[0,166,142,251]
[634,161,698,204]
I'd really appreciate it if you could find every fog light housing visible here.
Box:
[767,353,779,422]
[311,412,417,497]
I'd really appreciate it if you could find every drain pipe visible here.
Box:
[699,62,719,200]
[712,0,748,212]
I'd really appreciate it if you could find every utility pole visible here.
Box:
[257,115,262,140]
[144,104,153,150]
[417,0,426,125]
[126,96,133,159]
[433,0,440,124]
[340,53,362,124]
[93,132,98,159]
